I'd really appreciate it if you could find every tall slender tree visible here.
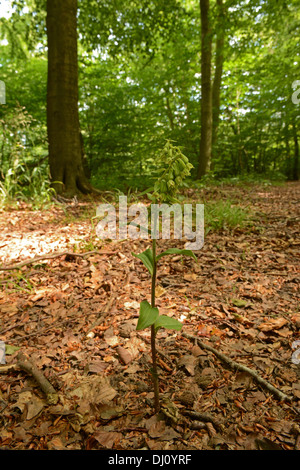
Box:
[292,120,299,181]
[212,0,225,150]
[197,0,213,178]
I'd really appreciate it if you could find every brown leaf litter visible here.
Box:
[0,182,299,450]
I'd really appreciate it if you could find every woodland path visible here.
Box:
[0,182,299,450]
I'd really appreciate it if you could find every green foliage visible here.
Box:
[133,246,197,279]
[1,0,299,203]
[0,162,53,209]
[78,0,183,56]
[153,314,182,332]
[137,300,182,332]
[132,248,154,276]
[0,33,48,207]
[204,200,250,233]
[77,0,300,185]
[136,301,159,331]
[152,140,193,203]
[0,103,51,208]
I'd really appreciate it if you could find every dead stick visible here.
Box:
[0,250,114,271]
[182,331,293,403]
[0,352,58,404]
[17,352,58,404]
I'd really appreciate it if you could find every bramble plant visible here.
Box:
[132,141,197,413]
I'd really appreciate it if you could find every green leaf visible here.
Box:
[132,248,154,276]
[154,315,182,331]
[156,248,197,262]
[5,344,20,355]
[136,300,159,330]
[232,298,248,308]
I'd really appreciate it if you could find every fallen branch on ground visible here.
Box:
[0,250,113,271]
[182,331,293,403]
[0,351,58,405]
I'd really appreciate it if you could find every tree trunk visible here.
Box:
[197,0,213,179]
[46,0,94,196]
[292,121,299,181]
[212,0,225,151]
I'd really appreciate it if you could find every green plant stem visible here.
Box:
[151,237,160,413]
[151,239,157,308]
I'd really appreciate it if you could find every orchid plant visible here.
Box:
[132,141,197,412]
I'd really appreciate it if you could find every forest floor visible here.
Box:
[0,181,299,451]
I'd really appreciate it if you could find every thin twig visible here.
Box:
[0,352,58,405]
[182,331,293,403]
[0,250,113,271]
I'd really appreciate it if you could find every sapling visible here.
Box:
[132,141,197,413]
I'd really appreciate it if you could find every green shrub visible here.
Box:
[204,199,250,233]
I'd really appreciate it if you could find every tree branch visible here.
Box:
[0,250,112,271]
[182,331,293,403]
[0,352,58,405]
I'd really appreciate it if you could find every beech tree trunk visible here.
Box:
[212,0,225,150]
[197,0,213,179]
[46,0,93,196]
[292,121,299,181]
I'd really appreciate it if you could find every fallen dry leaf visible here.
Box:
[117,346,133,365]
[93,431,123,449]
[47,437,67,450]
[258,317,288,332]
[177,354,197,376]
[26,397,45,420]
[67,375,117,404]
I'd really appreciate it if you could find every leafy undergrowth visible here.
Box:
[0,182,299,450]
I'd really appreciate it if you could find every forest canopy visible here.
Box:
[0,0,299,198]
